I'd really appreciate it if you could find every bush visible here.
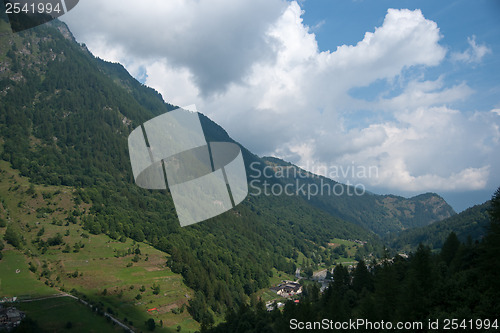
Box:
[47,233,63,246]
[4,225,23,248]
[145,318,155,331]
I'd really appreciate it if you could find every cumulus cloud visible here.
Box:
[341,107,496,191]
[62,0,287,95]
[61,1,500,194]
[452,35,492,63]
[378,78,473,111]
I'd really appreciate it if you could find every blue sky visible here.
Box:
[301,0,500,112]
[296,0,500,210]
[62,0,500,211]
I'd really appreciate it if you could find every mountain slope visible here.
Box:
[0,161,197,332]
[0,19,382,329]
[0,17,461,330]
[261,157,455,235]
[388,201,491,252]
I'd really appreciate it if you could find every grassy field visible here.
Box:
[0,161,200,332]
[0,250,54,297]
[16,297,122,333]
[329,238,362,263]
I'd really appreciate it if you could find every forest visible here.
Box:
[1,14,497,332]
[206,188,500,332]
[0,19,379,328]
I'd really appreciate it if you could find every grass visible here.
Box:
[268,268,295,286]
[0,250,54,297]
[0,161,200,332]
[15,296,122,332]
[329,238,362,264]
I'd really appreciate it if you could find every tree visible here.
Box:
[4,225,22,248]
[478,186,500,316]
[47,233,63,246]
[152,283,160,295]
[352,259,373,293]
[489,187,500,223]
[62,244,71,253]
[399,244,433,321]
[373,260,399,320]
[440,232,460,266]
[131,228,145,242]
[145,318,155,331]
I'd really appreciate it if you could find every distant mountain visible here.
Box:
[262,157,455,236]
[389,201,491,252]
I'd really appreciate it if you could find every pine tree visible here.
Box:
[440,232,460,266]
[352,259,373,293]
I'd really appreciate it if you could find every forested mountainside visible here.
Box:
[0,12,473,331]
[0,18,381,329]
[389,201,491,252]
[262,157,455,235]
[207,188,500,333]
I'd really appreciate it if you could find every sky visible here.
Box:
[61,0,500,212]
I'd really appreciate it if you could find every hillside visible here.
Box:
[262,157,455,235]
[0,18,384,330]
[389,201,491,252]
[205,189,500,333]
[0,160,198,332]
[0,15,464,331]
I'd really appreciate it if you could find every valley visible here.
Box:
[0,14,497,332]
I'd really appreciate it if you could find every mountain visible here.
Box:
[0,17,458,331]
[262,157,455,235]
[389,201,491,252]
[205,189,500,333]
[0,18,383,331]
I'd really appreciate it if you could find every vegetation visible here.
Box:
[206,187,500,332]
[389,201,491,252]
[0,16,487,332]
[0,20,387,330]
[261,157,455,235]
[15,297,122,332]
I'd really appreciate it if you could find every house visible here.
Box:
[270,281,302,297]
[265,301,285,312]
[0,306,25,331]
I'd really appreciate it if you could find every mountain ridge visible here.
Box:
[261,156,455,235]
[0,18,465,331]
[0,19,381,330]
[389,200,491,252]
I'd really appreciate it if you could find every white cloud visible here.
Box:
[61,2,500,194]
[345,107,496,192]
[62,0,287,95]
[378,77,474,111]
[452,35,492,63]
